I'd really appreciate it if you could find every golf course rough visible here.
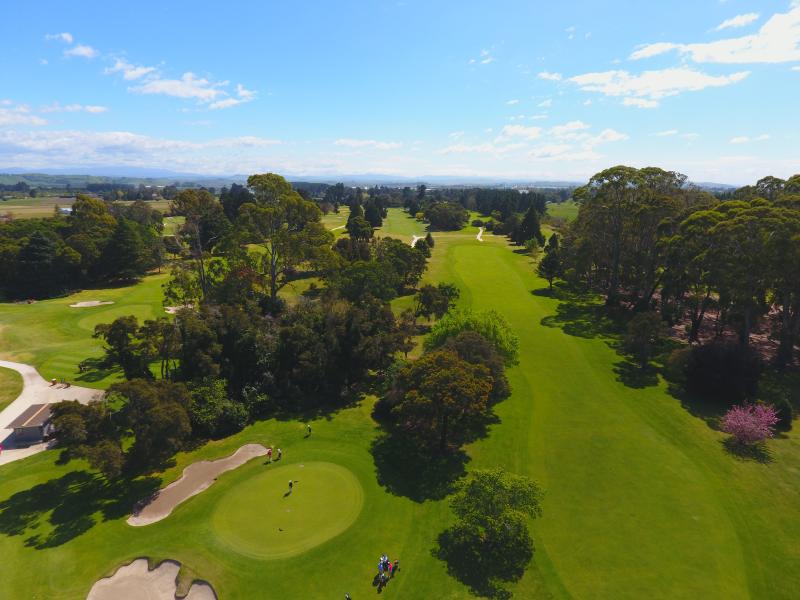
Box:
[211,461,364,560]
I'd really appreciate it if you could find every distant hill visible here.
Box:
[0,169,738,191]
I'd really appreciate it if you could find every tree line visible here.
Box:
[537,165,800,410]
[0,196,165,298]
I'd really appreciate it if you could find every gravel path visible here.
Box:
[476,226,484,241]
[0,360,102,466]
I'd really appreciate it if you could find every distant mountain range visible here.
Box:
[0,167,738,190]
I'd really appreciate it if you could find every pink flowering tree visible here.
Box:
[721,404,779,445]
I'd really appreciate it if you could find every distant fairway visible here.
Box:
[545,200,578,222]
[0,274,168,388]
[212,462,364,560]
[0,366,22,412]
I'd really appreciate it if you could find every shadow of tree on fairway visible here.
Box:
[613,359,660,389]
[722,438,773,464]
[433,528,526,599]
[536,284,622,340]
[0,470,160,549]
[370,432,470,502]
[75,357,121,384]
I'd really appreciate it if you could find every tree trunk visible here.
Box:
[439,413,448,453]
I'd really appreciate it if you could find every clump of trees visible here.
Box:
[547,166,800,419]
[51,380,192,479]
[378,310,517,455]
[425,202,469,230]
[435,468,544,598]
[54,173,426,480]
[0,196,164,298]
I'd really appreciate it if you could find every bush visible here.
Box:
[684,343,763,403]
[770,395,793,430]
[425,309,519,364]
[471,219,484,227]
[484,219,494,231]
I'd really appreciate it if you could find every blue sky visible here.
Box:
[1,0,799,183]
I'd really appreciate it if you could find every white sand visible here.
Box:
[476,226,484,242]
[70,300,114,308]
[164,304,194,314]
[128,443,268,526]
[87,558,217,600]
[410,235,421,247]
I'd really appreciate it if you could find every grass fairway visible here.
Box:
[545,200,578,222]
[0,274,168,389]
[0,224,799,599]
[0,366,23,412]
[377,208,427,239]
[211,462,364,560]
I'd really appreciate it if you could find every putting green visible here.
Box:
[211,462,364,560]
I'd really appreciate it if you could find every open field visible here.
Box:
[1,210,799,598]
[0,195,76,219]
[0,366,23,413]
[0,197,172,220]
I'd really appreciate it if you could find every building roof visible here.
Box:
[7,404,51,429]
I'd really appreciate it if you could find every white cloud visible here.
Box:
[438,142,524,155]
[655,129,679,136]
[538,71,562,81]
[39,58,48,65]
[470,49,495,65]
[45,32,73,44]
[64,44,98,59]
[529,144,573,158]
[449,131,465,139]
[792,65,800,70]
[506,99,520,105]
[208,84,257,110]
[729,133,770,144]
[0,104,47,126]
[583,99,593,106]
[131,72,226,101]
[529,114,548,120]
[629,42,682,60]
[631,7,800,63]
[334,138,402,150]
[549,120,590,138]
[105,59,156,81]
[495,124,542,141]
[538,99,553,108]
[623,98,659,108]
[715,13,760,31]
[41,103,108,114]
[569,67,750,106]
[681,132,700,140]
[586,128,628,145]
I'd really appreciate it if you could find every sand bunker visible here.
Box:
[476,226,484,241]
[128,443,268,526]
[70,300,114,308]
[87,558,216,600]
[165,304,194,314]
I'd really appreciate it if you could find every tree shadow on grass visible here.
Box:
[0,470,160,549]
[75,357,121,384]
[433,528,523,599]
[370,432,470,502]
[613,359,660,389]
[722,438,773,464]
[536,284,622,340]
